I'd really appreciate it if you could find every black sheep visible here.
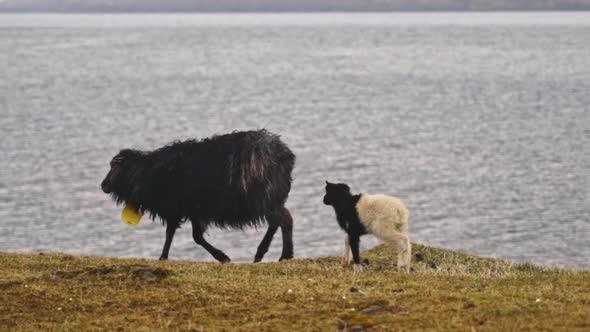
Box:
[101,129,295,263]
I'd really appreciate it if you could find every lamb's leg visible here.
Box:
[342,235,353,265]
[348,232,363,274]
[191,221,230,263]
[274,207,294,261]
[159,222,178,261]
[400,240,412,273]
[254,220,279,263]
[381,230,411,273]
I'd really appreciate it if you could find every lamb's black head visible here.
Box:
[101,149,142,194]
[323,181,351,206]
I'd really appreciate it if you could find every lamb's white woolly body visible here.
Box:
[357,194,408,235]
[343,194,411,272]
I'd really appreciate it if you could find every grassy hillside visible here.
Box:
[1,244,588,331]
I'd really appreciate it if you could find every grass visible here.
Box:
[1,244,588,331]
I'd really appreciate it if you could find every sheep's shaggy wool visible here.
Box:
[101,130,295,263]
[323,182,411,273]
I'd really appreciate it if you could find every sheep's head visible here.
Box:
[323,181,351,206]
[101,149,142,195]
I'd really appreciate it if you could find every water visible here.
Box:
[1,13,589,270]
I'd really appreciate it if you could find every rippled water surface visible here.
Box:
[1,13,588,269]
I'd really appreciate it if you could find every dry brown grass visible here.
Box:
[1,244,588,331]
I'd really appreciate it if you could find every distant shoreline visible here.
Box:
[2,9,590,14]
[3,0,590,14]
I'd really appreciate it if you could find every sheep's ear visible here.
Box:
[119,148,134,156]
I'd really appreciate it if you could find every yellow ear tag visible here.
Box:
[122,207,142,226]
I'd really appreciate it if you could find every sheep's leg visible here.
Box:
[342,235,353,265]
[275,207,294,261]
[253,221,279,263]
[381,230,411,273]
[191,221,231,263]
[159,222,178,261]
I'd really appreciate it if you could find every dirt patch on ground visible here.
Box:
[50,265,171,281]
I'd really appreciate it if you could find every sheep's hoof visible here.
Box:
[278,255,293,261]
[398,265,410,273]
[219,257,231,264]
[158,256,168,261]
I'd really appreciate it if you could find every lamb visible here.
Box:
[323,181,411,274]
[100,129,296,263]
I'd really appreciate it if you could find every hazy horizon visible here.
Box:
[2,0,590,13]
